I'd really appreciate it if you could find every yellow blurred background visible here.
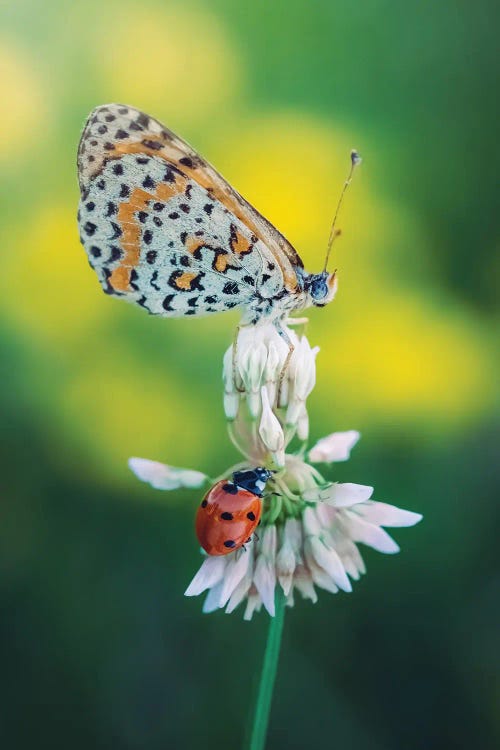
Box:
[1,1,498,748]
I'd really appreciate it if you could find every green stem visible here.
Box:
[245,590,286,750]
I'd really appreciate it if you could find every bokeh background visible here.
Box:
[1,1,498,747]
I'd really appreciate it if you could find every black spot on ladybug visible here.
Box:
[221,512,233,520]
[203,203,213,215]
[143,229,153,245]
[201,499,208,508]
[146,250,157,264]
[96,179,106,190]
[136,156,150,165]
[143,175,155,190]
[97,124,108,135]
[224,540,236,548]
[222,483,238,494]
[83,221,96,236]
[115,129,129,139]
[104,114,116,122]
[106,201,117,217]
[246,511,256,521]
[153,216,163,227]
[179,203,190,213]
[153,202,164,211]
[179,156,194,168]
[137,210,148,223]
[110,245,122,261]
[119,184,130,198]
[180,256,190,267]
[169,211,179,220]
[163,169,176,183]
[261,273,271,284]
[85,201,95,211]
[243,275,255,286]
[90,245,101,258]
[205,295,218,304]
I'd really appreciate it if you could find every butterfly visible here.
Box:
[77,104,359,357]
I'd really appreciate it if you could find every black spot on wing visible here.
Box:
[223,281,239,295]
[150,271,161,291]
[162,294,175,312]
[142,138,163,150]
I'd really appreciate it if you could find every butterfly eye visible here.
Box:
[310,274,329,302]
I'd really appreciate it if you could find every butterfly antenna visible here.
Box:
[323,149,362,272]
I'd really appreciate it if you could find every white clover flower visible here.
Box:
[129,457,207,490]
[308,430,361,463]
[130,325,422,620]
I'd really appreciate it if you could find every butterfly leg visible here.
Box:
[285,316,309,326]
[274,320,295,403]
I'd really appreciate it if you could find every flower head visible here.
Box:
[130,324,422,620]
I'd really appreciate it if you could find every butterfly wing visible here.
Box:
[77,104,302,318]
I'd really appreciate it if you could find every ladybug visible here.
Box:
[195,467,273,556]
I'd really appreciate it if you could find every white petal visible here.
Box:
[308,430,361,463]
[240,341,267,395]
[297,406,309,441]
[129,457,207,490]
[276,540,296,596]
[292,565,318,603]
[302,506,323,536]
[222,345,235,391]
[354,501,423,528]
[202,581,224,613]
[343,513,400,554]
[305,536,352,592]
[307,561,339,594]
[259,387,285,454]
[253,526,277,616]
[226,547,255,614]
[289,337,318,402]
[179,470,210,489]
[243,590,263,621]
[265,341,281,386]
[223,391,240,420]
[325,482,374,507]
[184,556,227,596]
[218,549,252,608]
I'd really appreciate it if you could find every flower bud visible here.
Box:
[258,386,285,467]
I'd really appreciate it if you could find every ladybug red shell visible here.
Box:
[195,467,272,556]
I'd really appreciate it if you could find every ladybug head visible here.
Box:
[232,467,273,497]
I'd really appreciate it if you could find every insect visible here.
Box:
[195,467,272,556]
[77,104,360,371]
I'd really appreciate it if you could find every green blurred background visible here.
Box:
[1,1,498,747]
